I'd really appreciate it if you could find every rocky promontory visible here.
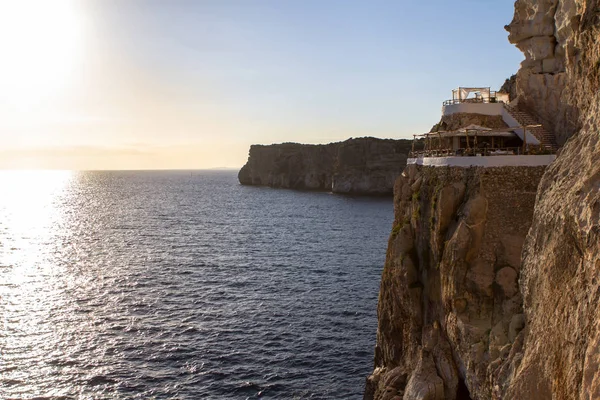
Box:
[238,137,413,195]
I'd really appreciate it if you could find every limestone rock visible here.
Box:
[497,234,525,270]
[431,113,508,133]
[508,314,525,343]
[495,267,518,298]
[365,165,545,400]
[497,0,600,397]
[506,0,580,144]
[403,352,445,400]
[238,137,412,195]
[499,74,518,101]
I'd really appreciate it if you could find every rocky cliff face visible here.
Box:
[501,91,600,400]
[499,75,517,102]
[238,138,412,195]
[365,165,546,400]
[501,0,600,397]
[366,0,600,398]
[505,0,581,144]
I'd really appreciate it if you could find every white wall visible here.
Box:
[407,155,556,168]
[442,103,504,116]
[496,93,510,103]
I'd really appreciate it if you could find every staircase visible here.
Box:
[503,104,558,150]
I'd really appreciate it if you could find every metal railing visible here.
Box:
[442,91,504,106]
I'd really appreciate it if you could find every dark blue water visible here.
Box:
[0,170,392,399]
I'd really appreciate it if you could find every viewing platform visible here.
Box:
[442,87,510,106]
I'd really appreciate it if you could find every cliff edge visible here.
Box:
[238,137,413,195]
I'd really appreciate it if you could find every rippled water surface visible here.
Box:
[0,170,392,399]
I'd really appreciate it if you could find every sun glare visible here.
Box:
[0,170,73,277]
[0,0,84,109]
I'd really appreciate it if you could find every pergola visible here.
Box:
[411,124,543,156]
[451,87,492,102]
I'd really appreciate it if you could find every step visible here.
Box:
[504,105,558,148]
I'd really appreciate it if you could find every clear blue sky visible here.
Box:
[0,0,522,169]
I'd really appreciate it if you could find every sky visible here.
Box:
[0,0,523,170]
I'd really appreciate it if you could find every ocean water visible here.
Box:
[0,170,392,399]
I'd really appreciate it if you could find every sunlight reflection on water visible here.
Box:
[0,170,74,397]
[0,170,390,399]
[0,170,72,275]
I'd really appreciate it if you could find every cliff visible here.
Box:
[238,137,413,195]
[365,0,600,398]
[502,0,600,397]
[505,0,582,144]
[365,165,546,400]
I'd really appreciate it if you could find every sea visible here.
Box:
[0,170,393,400]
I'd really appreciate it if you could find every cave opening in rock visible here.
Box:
[456,377,473,400]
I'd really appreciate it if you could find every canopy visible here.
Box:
[452,87,491,101]
[422,124,542,143]
[458,124,491,132]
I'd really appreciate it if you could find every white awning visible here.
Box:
[452,87,491,101]
[458,124,492,132]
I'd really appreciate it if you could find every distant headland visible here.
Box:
[238,137,413,195]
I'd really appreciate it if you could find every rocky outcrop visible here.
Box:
[500,0,600,397]
[238,137,412,195]
[431,113,508,133]
[366,0,600,398]
[499,74,517,102]
[365,165,546,400]
[505,0,580,144]
[501,89,600,400]
[239,142,337,190]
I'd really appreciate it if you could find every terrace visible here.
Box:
[442,87,510,106]
[408,125,557,168]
